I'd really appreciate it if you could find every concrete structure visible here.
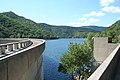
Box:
[0,38,45,80]
[88,37,120,80]
[93,37,118,70]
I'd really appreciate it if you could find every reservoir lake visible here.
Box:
[43,38,86,80]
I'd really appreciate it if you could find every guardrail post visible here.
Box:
[26,41,29,47]
[7,44,13,52]
[13,43,18,50]
[0,46,6,54]
[21,42,25,48]
[26,40,31,47]
[18,42,22,49]
[24,42,27,47]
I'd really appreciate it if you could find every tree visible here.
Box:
[58,33,93,80]
[87,32,93,51]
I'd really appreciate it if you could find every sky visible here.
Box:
[0,0,120,27]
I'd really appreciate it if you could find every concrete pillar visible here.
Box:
[24,42,27,47]
[23,40,31,48]
[27,41,30,46]
[0,45,6,54]
[24,42,26,47]
[21,42,25,48]
[13,43,18,50]
[7,44,13,52]
[26,41,31,47]
[18,43,22,49]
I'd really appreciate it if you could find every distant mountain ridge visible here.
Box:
[38,23,107,38]
[0,11,107,38]
[80,26,107,31]
[38,23,107,31]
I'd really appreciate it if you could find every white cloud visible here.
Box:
[89,18,100,23]
[65,18,100,27]
[83,11,105,17]
[102,6,120,13]
[100,0,116,6]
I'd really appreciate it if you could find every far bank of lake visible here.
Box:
[43,38,86,80]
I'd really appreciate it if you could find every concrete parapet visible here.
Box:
[94,37,118,64]
[88,44,120,80]
[0,40,32,54]
[0,39,45,80]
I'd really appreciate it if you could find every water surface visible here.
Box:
[43,38,86,80]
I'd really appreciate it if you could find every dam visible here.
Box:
[88,37,120,80]
[0,38,45,80]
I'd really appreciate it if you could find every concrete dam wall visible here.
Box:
[0,39,45,80]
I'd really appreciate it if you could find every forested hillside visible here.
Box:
[38,23,106,38]
[0,11,54,38]
[95,20,120,42]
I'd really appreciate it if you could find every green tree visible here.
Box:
[87,32,93,51]
[58,34,93,80]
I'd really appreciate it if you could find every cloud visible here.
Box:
[100,0,116,6]
[102,6,120,13]
[65,18,100,27]
[82,11,105,17]
[89,18,100,22]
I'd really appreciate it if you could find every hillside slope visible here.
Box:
[96,20,120,42]
[0,11,53,38]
